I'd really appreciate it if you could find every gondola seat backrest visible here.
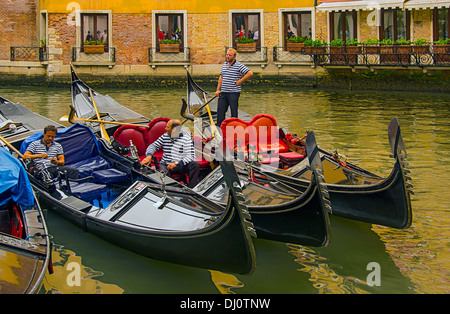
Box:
[113,125,149,159]
[113,118,170,161]
[145,118,170,161]
[220,114,289,157]
[220,118,250,153]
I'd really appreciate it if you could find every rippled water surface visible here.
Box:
[0,84,448,294]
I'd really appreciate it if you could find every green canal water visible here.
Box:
[0,85,448,294]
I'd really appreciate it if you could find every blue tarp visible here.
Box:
[20,123,101,164]
[0,148,35,208]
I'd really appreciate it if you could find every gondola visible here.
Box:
[1,95,257,273]
[68,66,332,247]
[184,72,413,229]
[192,132,332,247]
[0,147,52,294]
[0,95,64,151]
[17,123,256,275]
[69,64,150,137]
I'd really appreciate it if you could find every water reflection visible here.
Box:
[42,245,123,294]
[209,271,244,294]
[0,85,448,294]
[287,244,369,294]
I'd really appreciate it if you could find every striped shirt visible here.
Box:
[145,131,194,166]
[26,139,64,170]
[220,60,250,93]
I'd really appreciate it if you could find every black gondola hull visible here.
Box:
[249,182,330,247]
[270,159,412,229]
[69,67,332,247]
[33,172,256,275]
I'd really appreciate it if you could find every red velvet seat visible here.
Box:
[145,118,170,161]
[113,118,170,161]
[220,114,290,162]
[114,125,149,160]
[114,118,211,173]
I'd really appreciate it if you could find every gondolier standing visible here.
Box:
[215,48,253,127]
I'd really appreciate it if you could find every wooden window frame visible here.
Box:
[329,11,358,42]
[379,9,411,41]
[231,12,262,48]
[155,13,185,49]
[433,8,450,41]
[283,11,312,42]
[80,13,110,50]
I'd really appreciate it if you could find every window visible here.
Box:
[232,12,261,48]
[155,13,184,51]
[284,11,312,40]
[380,9,410,41]
[433,8,449,40]
[329,11,357,41]
[81,13,109,49]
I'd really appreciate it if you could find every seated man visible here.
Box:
[23,125,79,181]
[140,119,200,188]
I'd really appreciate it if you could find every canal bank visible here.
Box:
[0,64,449,92]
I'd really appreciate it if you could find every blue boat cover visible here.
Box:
[20,123,101,165]
[0,148,35,208]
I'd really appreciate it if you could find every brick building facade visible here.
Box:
[0,0,449,85]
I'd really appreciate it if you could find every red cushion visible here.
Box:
[220,114,289,154]
[144,118,169,160]
[146,118,170,145]
[113,126,149,157]
[220,118,249,152]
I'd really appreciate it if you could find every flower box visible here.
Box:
[412,45,429,54]
[304,46,326,54]
[84,45,105,54]
[330,45,361,64]
[396,45,413,54]
[433,44,450,64]
[286,42,304,52]
[160,43,180,53]
[365,45,380,54]
[236,42,257,52]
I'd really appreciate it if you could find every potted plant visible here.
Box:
[286,36,307,52]
[413,38,429,54]
[433,39,450,63]
[40,39,46,54]
[236,37,256,52]
[160,38,181,53]
[83,40,106,53]
[345,39,361,64]
[346,38,362,53]
[379,38,395,64]
[329,39,345,64]
[364,38,380,54]
[305,39,326,54]
[395,38,412,54]
[395,38,412,65]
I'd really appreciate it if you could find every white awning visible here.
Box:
[404,0,450,9]
[317,0,405,11]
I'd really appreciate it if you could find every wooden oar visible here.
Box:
[61,106,149,128]
[89,89,110,141]
[203,92,220,138]
[0,135,24,158]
